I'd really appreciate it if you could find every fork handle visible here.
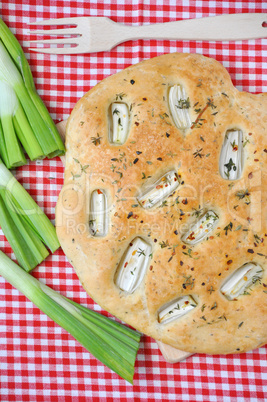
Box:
[116,13,266,42]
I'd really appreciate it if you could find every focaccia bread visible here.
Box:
[56,53,267,354]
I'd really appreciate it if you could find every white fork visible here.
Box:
[28,14,267,54]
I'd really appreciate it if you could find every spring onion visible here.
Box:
[158,295,197,324]
[0,157,59,271]
[89,189,108,237]
[219,129,244,180]
[0,80,26,167]
[0,250,141,383]
[181,210,219,245]
[0,80,40,168]
[220,262,263,300]
[168,84,191,130]
[110,103,130,145]
[0,18,65,165]
[137,170,179,209]
[0,119,9,166]
[115,237,152,293]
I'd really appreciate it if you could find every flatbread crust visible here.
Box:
[56,53,267,354]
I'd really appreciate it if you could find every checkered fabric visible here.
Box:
[0,1,266,401]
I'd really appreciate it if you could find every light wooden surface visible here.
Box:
[56,119,193,363]
[29,13,267,54]
[157,342,193,363]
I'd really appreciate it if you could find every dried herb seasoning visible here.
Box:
[224,222,233,235]
[91,133,102,146]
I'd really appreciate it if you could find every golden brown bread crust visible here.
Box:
[56,53,267,354]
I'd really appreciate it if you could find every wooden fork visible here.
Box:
[28,13,267,54]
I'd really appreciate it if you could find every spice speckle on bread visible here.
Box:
[56,52,267,354]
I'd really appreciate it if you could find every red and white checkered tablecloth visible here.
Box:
[0,1,266,401]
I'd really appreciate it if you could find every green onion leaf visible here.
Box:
[0,18,65,164]
[0,251,141,383]
[0,81,26,167]
[0,119,9,167]
[0,190,49,271]
[0,158,59,270]
[13,102,44,161]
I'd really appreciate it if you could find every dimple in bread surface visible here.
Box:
[56,53,267,354]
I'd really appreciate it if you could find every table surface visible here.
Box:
[0,1,266,401]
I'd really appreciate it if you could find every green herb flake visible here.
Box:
[176,97,190,109]
[91,133,102,146]
[115,92,126,101]
[235,189,250,204]
[159,240,170,249]
[254,234,262,244]
[224,158,236,178]
[116,171,123,179]
[224,222,233,235]
[182,275,195,290]
[193,148,204,158]
[243,138,250,147]
[141,172,151,179]
[167,151,177,158]
[81,164,89,173]
[71,172,81,180]
[182,248,200,260]
[207,286,215,295]
[191,98,216,129]
[137,248,146,257]
[211,302,217,310]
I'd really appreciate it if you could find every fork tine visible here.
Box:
[28,17,78,26]
[29,28,79,36]
[29,46,81,55]
[29,37,79,45]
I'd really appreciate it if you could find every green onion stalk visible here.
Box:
[0,157,59,271]
[0,250,141,383]
[0,18,65,167]
[0,80,42,168]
